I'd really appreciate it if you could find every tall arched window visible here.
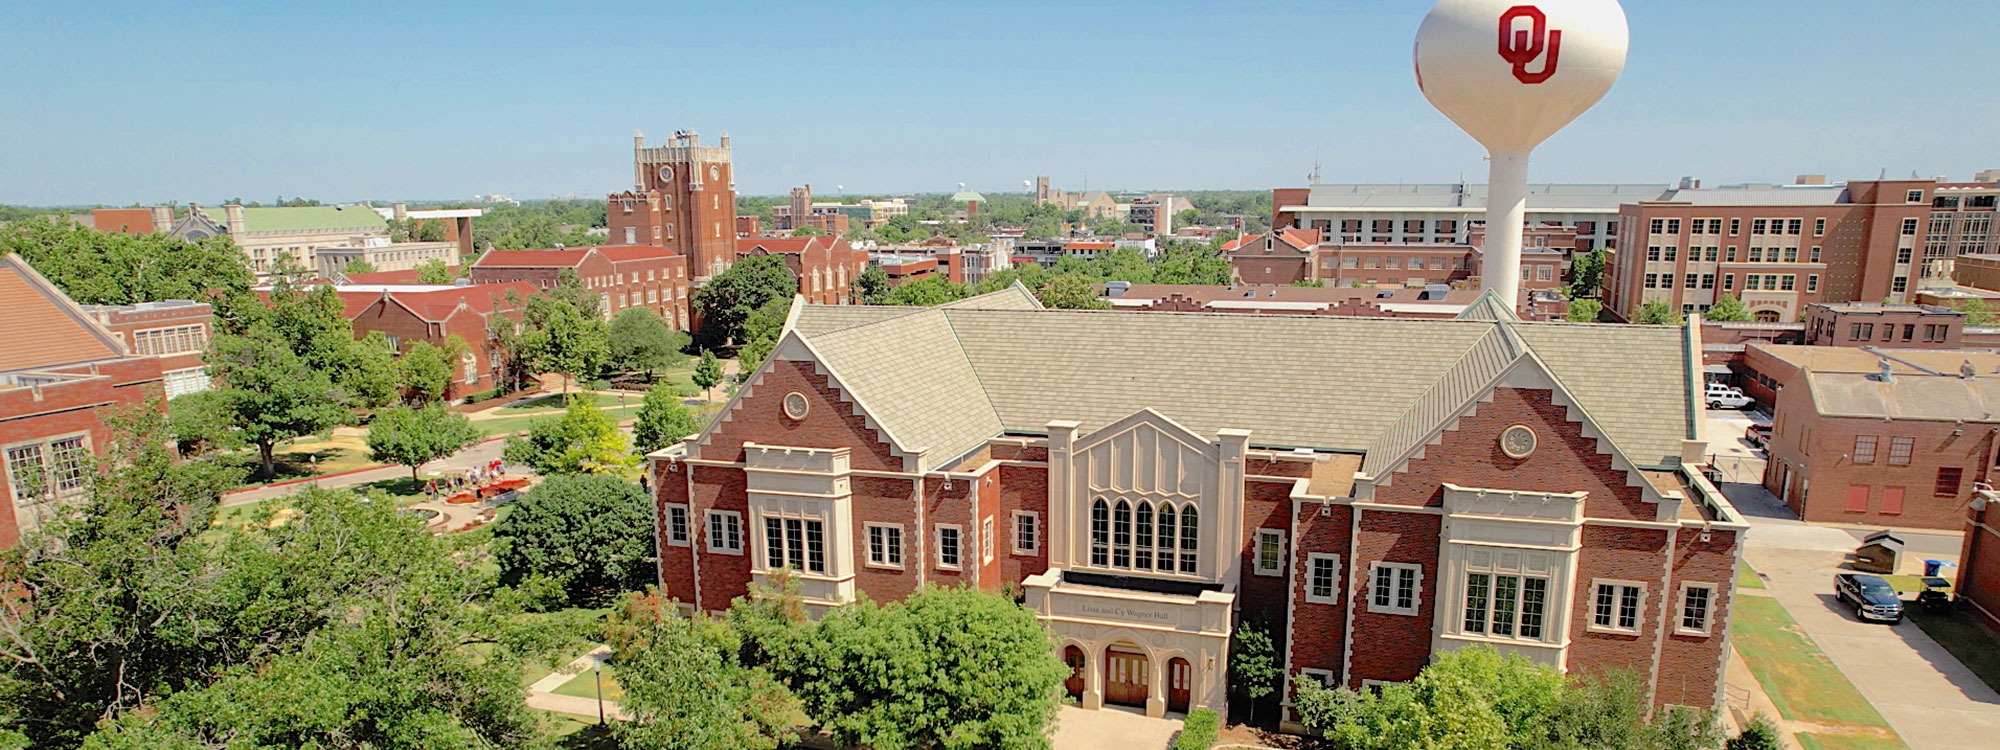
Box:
[1090,500,1109,566]
[1179,507,1199,573]
[1112,501,1132,568]
[1157,505,1177,573]
[1134,503,1154,570]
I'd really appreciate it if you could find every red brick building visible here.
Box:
[466,246,691,331]
[607,130,738,281]
[1224,228,1568,293]
[1609,177,2000,323]
[647,288,1744,720]
[1,254,166,548]
[1956,490,2000,631]
[1758,347,2000,530]
[1803,301,1965,348]
[80,300,215,398]
[336,282,537,400]
[736,237,868,306]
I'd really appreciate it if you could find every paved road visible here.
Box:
[1051,705,1183,750]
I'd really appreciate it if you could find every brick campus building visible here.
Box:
[1,254,165,548]
[606,130,739,281]
[646,285,1747,719]
[334,282,538,401]
[736,237,869,306]
[467,246,692,331]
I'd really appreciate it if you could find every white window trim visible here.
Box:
[1298,668,1336,689]
[936,524,963,571]
[1011,510,1040,556]
[1305,553,1342,605]
[1589,579,1648,635]
[664,503,690,547]
[1254,528,1286,577]
[1677,582,1717,636]
[1368,562,1423,616]
[981,516,996,565]
[705,510,743,555]
[864,522,905,570]
[1360,679,1401,694]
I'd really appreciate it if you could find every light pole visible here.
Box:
[594,662,606,727]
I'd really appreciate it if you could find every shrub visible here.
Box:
[1727,713,1783,750]
[1172,708,1219,750]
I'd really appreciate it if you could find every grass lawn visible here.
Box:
[1738,562,1767,590]
[1905,606,2000,695]
[533,710,617,749]
[553,663,624,703]
[1731,596,1902,744]
[1797,734,1905,750]
[218,433,386,487]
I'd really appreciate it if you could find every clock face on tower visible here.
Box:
[658,166,673,184]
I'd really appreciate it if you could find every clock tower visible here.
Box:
[608,129,739,281]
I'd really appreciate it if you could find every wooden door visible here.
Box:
[1063,646,1086,700]
[1104,650,1149,708]
[1167,657,1191,714]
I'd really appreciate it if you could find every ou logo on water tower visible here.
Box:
[1497,5,1560,84]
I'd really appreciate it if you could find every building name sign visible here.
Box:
[1075,601,1179,625]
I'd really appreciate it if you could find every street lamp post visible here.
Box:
[594,663,605,727]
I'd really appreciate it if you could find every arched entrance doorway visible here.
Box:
[1063,646,1086,701]
[1104,646,1150,708]
[1167,657,1192,714]
[1754,310,1782,323]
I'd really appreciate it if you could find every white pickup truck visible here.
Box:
[1704,383,1753,410]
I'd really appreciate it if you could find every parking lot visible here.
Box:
[1702,404,2000,748]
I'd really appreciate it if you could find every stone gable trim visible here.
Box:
[687,331,918,471]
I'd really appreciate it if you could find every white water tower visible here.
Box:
[1415,0,1627,310]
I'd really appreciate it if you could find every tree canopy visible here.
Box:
[1565,298,1603,323]
[1706,294,1750,322]
[609,593,798,750]
[1566,248,1607,299]
[1634,299,1686,326]
[1,217,255,315]
[693,254,796,348]
[365,402,480,481]
[502,396,637,477]
[492,474,655,607]
[609,307,690,378]
[634,383,704,454]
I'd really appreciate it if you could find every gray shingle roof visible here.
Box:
[786,307,1696,472]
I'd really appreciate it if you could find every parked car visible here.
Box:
[1745,423,1772,449]
[1834,573,1903,624]
[1704,383,1753,410]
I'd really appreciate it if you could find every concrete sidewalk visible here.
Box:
[1051,705,1183,750]
[527,647,629,721]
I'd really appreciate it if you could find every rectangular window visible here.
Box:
[1591,581,1645,634]
[1907,189,1925,203]
[1810,246,1822,262]
[761,516,826,574]
[1701,274,1715,289]
[1726,246,1738,262]
[1887,437,1913,466]
[5,444,47,502]
[1746,274,1760,290]
[1781,275,1796,291]
[937,525,962,569]
[1853,435,1878,464]
[706,510,743,554]
[866,524,904,568]
[1846,485,1870,512]
[1723,274,1735,291]
[1650,218,1665,234]
[1664,246,1678,262]
[1814,218,1826,236]
[1307,554,1341,604]
[665,504,690,546]
[1705,246,1719,262]
[1667,218,1682,234]
[1012,511,1039,555]
[1784,247,1798,262]
[982,516,996,565]
[1753,219,1768,235]
[1902,218,1920,235]
[1729,218,1741,235]
[1679,585,1715,635]
[1807,275,1819,292]
[1896,248,1913,264]
[1893,276,1908,293]
[1370,563,1422,615]
[1255,529,1285,576]
[1882,487,1905,515]
[1647,246,1661,262]
[1748,247,1764,263]
[1787,219,1802,235]
[1937,467,1964,498]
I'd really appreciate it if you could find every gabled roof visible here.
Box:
[597,245,681,262]
[737,237,822,254]
[790,283,1046,337]
[0,254,129,372]
[339,282,536,323]
[780,306,1695,471]
[1222,228,1319,253]
[1454,290,1521,322]
[940,281,1043,311]
[472,249,594,268]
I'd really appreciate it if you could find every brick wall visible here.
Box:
[1287,502,1354,683]
[1958,504,2000,631]
[997,464,1051,585]
[1567,525,1670,684]
[851,475,920,600]
[1767,380,1995,530]
[654,459,698,605]
[1240,479,1295,630]
[690,464,751,612]
[1656,527,1736,708]
[700,360,903,471]
[0,357,164,548]
[1347,509,1441,686]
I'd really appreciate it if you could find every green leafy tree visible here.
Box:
[855,265,892,304]
[484,288,534,392]
[503,395,637,477]
[1231,622,1280,725]
[395,335,470,404]
[881,275,972,307]
[1634,299,1686,326]
[766,586,1067,750]
[610,307,690,379]
[365,402,479,482]
[693,254,796,348]
[166,390,243,457]
[791,226,829,238]
[206,324,351,478]
[522,291,610,392]
[634,383,704,454]
[339,259,376,275]
[492,474,654,606]
[0,218,255,317]
[344,331,402,409]
[693,350,724,402]
[1566,248,1608,298]
[734,298,790,381]
[1706,294,1751,322]
[413,258,456,284]
[1038,272,1111,309]
[609,592,798,750]
[465,198,607,251]
[1728,713,1783,750]
[1957,298,1997,326]
[1566,298,1603,323]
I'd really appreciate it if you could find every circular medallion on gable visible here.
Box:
[782,391,810,421]
[709,165,721,180]
[1500,425,1538,459]
[658,166,673,183]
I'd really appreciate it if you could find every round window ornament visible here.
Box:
[657,166,673,182]
[782,392,810,420]
[709,165,720,180]
[1500,425,1537,459]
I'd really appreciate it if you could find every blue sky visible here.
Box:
[2,1,1995,205]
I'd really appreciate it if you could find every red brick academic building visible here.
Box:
[1,255,166,548]
[646,285,1745,720]
[467,246,691,331]
[607,130,739,281]
[336,282,538,401]
[736,237,868,306]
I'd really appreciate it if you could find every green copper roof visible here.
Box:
[199,205,387,233]
[950,190,987,203]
